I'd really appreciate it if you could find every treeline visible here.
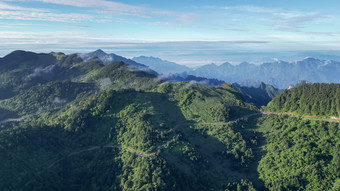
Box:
[266,83,340,117]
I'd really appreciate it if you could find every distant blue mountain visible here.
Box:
[128,55,340,89]
[190,58,340,89]
[132,56,191,75]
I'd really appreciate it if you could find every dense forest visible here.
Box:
[266,83,340,117]
[0,50,339,190]
[257,115,339,190]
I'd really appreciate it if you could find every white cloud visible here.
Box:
[0,2,40,11]
[6,0,148,17]
[38,0,145,14]
[153,22,178,27]
[0,10,92,22]
[0,2,93,22]
[272,12,328,32]
[178,13,199,23]
[221,5,276,13]
[1,1,201,24]
[216,4,330,32]
[0,31,96,44]
[278,12,303,19]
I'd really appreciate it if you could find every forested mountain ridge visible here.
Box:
[78,49,157,75]
[266,83,340,118]
[0,50,159,99]
[0,50,58,99]
[0,50,339,191]
[0,51,160,123]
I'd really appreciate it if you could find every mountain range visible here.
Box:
[76,49,340,89]
[4,49,332,108]
[190,58,340,89]
[0,50,283,106]
[129,55,340,89]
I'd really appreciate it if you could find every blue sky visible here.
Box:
[1,0,340,67]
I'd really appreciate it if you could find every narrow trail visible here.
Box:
[262,112,340,123]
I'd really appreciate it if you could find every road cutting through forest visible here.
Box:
[38,111,340,171]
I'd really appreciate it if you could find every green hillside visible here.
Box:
[266,83,340,117]
[157,82,257,122]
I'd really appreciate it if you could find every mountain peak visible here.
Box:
[93,49,106,54]
[2,50,41,63]
[220,62,232,67]
[302,57,319,62]
[258,82,268,89]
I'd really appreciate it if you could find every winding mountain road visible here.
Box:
[21,111,340,190]
[261,112,340,123]
[3,111,339,177]
[37,112,263,173]
[5,111,340,165]
[45,112,338,160]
